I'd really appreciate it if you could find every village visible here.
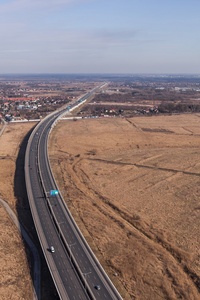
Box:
[0,78,159,122]
[1,75,200,123]
[0,77,93,121]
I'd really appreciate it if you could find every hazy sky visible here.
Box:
[0,0,200,74]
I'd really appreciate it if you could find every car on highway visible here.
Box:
[95,285,101,291]
[50,246,55,253]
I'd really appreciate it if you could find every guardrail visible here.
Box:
[25,113,71,300]
[37,115,94,299]
[25,84,122,300]
[46,108,122,300]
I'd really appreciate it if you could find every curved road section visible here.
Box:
[25,84,122,300]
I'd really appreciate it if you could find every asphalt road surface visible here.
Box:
[25,84,122,300]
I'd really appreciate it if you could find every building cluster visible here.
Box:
[0,96,68,121]
[0,81,73,121]
[174,87,200,92]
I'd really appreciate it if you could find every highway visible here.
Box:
[25,83,122,300]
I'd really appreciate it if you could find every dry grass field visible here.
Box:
[49,113,200,299]
[0,122,59,300]
[0,122,35,300]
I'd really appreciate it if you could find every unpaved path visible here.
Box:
[0,198,41,300]
[49,114,200,299]
[0,119,6,137]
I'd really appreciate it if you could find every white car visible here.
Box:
[50,246,55,253]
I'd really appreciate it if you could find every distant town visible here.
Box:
[0,76,96,122]
[1,74,200,123]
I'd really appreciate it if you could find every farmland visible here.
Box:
[49,113,200,299]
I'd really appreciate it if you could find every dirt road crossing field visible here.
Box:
[49,114,200,299]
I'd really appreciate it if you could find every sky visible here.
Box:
[0,0,200,74]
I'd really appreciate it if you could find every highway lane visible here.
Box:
[28,117,89,300]
[41,114,121,299]
[26,83,122,300]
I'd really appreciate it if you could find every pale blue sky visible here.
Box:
[0,0,199,73]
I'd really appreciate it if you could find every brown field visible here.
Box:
[0,122,35,300]
[0,122,59,300]
[49,113,200,299]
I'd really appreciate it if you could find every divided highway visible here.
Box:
[25,84,123,300]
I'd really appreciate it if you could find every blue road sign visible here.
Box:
[50,190,59,195]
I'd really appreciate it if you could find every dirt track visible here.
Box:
[49,114,200,299]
